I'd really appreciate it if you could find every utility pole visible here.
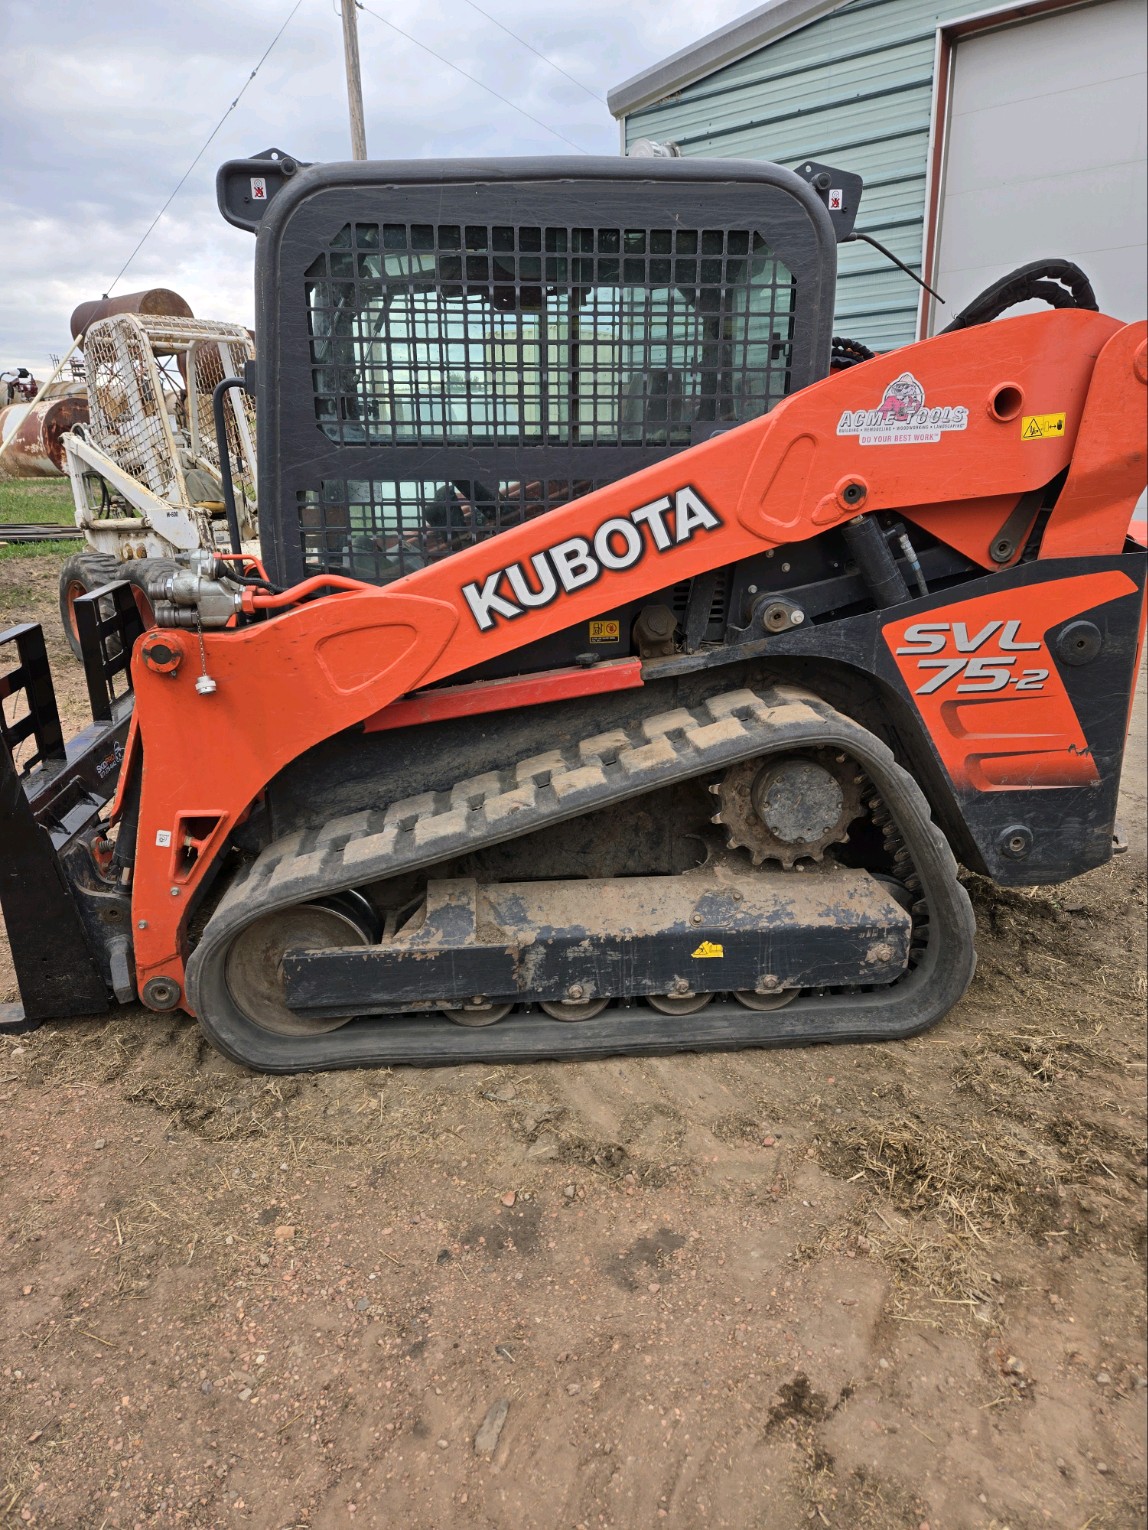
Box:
[340,0,368,160]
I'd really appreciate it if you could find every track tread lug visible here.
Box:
[619,735,678,776]
[684,717,747,752]
[264,847,331,898]
[551,762,609,800]
[383,790,439,826]
[448,771,503,808]
[477,784,537,827]
[341,825,399,872]
[413,806,471,849]
[514,750,567,785]
[260,828,307,861]
[702,689,761,719]
[577,729,629,761]
[640,708,697,739]
[322,808,377,843]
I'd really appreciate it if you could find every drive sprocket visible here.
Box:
[709,749,864,869]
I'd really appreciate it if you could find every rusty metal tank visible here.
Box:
[70,289,194,341]
[0,396,91,476]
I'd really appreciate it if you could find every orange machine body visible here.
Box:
[119,309,1147,1006]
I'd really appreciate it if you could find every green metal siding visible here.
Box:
[623,0,974,350]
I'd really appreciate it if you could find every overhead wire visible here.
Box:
[455,0,605,103]
[355,1,593,154]
[104,0,307,297]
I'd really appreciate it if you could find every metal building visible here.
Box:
[609,0,1147,351]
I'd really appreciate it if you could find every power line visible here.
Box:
[105,0,307,296]
[456,0,605,103]
[355,1,592,154]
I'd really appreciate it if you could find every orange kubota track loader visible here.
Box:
[1,152,1145,1072]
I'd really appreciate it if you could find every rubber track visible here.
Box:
[186,685,976,1072]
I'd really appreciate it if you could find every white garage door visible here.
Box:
[928,0,1147,330]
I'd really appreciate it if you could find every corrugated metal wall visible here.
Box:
[622,0,974,350]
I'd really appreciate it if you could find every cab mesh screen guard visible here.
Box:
[228,158,837,589]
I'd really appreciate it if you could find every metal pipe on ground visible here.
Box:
[0,525,83,543]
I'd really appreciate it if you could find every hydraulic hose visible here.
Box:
[940,260,1097,334]
[239,574,377,613]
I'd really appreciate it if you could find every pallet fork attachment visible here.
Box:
[0,584,143,1031]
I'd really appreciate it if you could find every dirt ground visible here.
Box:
[1,552,1145,1530]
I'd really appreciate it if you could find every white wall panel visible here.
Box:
[930,0,1147,327]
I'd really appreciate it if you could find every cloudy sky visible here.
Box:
[0,0,752,376]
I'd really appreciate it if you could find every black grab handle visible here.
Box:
[212,376,247,556]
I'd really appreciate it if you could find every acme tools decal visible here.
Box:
[461,486,721,632]
[837,371,968,446]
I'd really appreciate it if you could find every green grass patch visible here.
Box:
[0,478,78,561]
[0,477,75,524]
[0,538,75,564]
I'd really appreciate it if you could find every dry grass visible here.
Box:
[812,1111,1069,1307]
[863,1212,992,1310]
[121,1072,305,1142]
[817,1114,1062,1235]
[952,1023,1124,1111]
[797,1456,929,1530]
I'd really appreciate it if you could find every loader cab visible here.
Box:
[219,154,840,607]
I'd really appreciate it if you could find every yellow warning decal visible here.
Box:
[589,619,620,643]
[691,940,724,959]
[1021,412,1066,440]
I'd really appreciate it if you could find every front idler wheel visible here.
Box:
[224,897,379,1036]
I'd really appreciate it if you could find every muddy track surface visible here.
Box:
[1,554,1145,1530]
